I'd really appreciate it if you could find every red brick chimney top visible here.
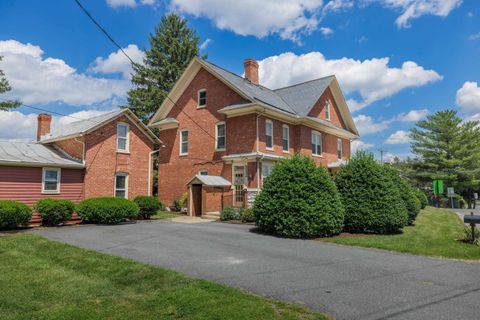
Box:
[37,113,52,141]
[244,58,259,85]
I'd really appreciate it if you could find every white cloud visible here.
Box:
[385,130,410,144]
[89,44,144,79]
[258,52,441,111]
[320,27,334,37]
[322,0,354,15]
[106,0,156,8]
[0,40,130,106]
[469,33,480,41]
[199,38,212,50]
[353,114,391,135]
[396,108,428,121]
[0,109,115,142]
[351,140,374,153]
[370,0,463,28]
[170,0,323,43]
[456,81,480,114]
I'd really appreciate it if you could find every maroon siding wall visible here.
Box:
[0,166,84,207]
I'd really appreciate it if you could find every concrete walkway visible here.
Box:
[33,221,480,320]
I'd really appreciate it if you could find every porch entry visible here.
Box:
[191,184,202,216]
[233,165,245,207]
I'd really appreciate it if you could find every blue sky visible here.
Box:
[0,0,479,160]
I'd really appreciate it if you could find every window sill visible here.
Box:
[197,105,206,109]
[312,154,324,158]
[42,191,60,195]
[179,153,188,157]
[215,148,226,152]
[283,150,290,154]
[116,150,130,154]
[266,147,274,151]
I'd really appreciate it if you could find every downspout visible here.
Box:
[148,149,160,196]
[255,108,266,190]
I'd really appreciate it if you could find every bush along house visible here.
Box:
[149,57,359,218]
[0,109,161,225]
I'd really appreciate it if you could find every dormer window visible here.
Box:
[198,89,207,108]
[117,123,129,152]
[325,101,331,121]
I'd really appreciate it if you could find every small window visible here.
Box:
[265,119,273,150]
[216,122,226,150]
[198,89,207,107]
[180,130,188,155]
[337,138,343,159]
[311,131,322,156]
[115,173,128,198]
[199,169,208,175]
[42,168,60,193]
[261,162,273,183]
[325,101,331,121]
[282,125,289,152]
[117,123,129,152]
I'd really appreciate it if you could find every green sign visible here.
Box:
[433,180,444,195]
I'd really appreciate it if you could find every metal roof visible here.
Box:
[0,141,84,168]
[187,175,231,187]
[222,152,285,161]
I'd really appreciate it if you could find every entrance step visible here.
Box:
[202,212,220,220]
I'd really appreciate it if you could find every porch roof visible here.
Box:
[187,175,231,187]
[222,152,285,162]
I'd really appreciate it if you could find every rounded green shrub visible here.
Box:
[0,200,32,229]
[383,165,421,225]
[334,151,408,234]
[240,208,255,223]
[77,197,139,224]
[254,155,344,238]
[414,189,428,209]
[220,207,240,221]
[35,198,75,226]
[134,196,164,219]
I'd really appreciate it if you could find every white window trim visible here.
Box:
[114,172,129,199]
[197,89,207,108]
[215,121,226,151]
[337,138,343,159]
[311,131,323,157]
[325,101,331,121]
[116,122,130,153]
[265,119,274,151]
[282,124,289,153]
[179,129,188,156]
[42,167,61,194]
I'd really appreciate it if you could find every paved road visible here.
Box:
[33,221,480,320]
[451,208,480,228]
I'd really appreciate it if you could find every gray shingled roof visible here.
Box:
[202,59,334,116]
[0,141,84,168]
[44,109,125,141]
[187,175,231,187]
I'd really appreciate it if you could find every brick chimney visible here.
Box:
[37,113,52,141]
[244,58,259,85]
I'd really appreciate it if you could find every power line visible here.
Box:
[72,0,217,141]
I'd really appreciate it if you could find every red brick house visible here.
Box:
[0,109,161,223]
[149,58,359,218]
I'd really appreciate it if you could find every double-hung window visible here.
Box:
[198,89,207,107]
[282,125,289,152]
[42,168,60,193]
[216,122,226,151]
[117,123,129,152]
[115,173,128,198]
[261,162,273,183]
[325,101,331,121]
[265,120,273,150]
[337,138,343,159]
[180,130,188,155]
[311,131,322,156]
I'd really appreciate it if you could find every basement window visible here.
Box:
[42,168,61,194]
[115,173,128,199]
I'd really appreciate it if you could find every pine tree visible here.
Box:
[126,13,202,123]
[0,56,21,110]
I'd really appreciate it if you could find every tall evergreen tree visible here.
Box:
[127,13,202,122]
[0,56,21,110]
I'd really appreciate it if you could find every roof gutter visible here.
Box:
[0,160,85,169]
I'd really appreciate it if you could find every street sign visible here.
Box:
[433,180,444,195]
[447,187,454,197]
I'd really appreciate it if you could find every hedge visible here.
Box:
[35,199,75,226]
[254,155,344,238]
[334,151,408,234]
[0,200,32,229]
[414,189,428,209]
[220,207,240,221]
[134,196,164,219]
[77,197,139,224]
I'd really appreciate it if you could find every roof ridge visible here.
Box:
[274,75,335,91]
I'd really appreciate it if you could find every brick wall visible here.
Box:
[83,115,154,200]
[54,137,84,160]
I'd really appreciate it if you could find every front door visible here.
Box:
[192,184,202,216]
[233,166,245,207]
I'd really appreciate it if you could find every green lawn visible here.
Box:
[322,207,480,260]
[0,234,328,320]
[152,211,180,220]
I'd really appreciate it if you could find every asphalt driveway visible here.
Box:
[33,220,480,320]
